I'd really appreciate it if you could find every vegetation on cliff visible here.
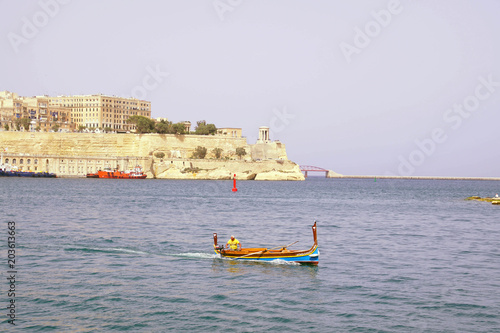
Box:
[18,117,31,131]
[194,120,217,135]
[126,116,218,135]
[236,147,247,159]
[191,146,207,159]
[125,116,185,134]
[212,147,223,159]
[154,152,165,159]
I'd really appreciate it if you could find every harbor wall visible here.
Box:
[0,132,303,180]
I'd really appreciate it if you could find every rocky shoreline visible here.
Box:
[152,159,304,181]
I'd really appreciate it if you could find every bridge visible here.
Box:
[300,165,330,178]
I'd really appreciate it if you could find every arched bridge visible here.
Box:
[300,165,330,178]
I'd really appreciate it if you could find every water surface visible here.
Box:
[1,177,499,332]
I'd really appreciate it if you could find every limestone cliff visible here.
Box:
[152,159,304,181]
[0,132,304,180]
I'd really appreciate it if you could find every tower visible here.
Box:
[258,126,270,143]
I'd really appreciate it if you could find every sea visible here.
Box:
[1,177,499,332]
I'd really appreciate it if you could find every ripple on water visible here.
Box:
[3,178,500,332]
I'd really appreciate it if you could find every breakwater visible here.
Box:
[328,175,500,181]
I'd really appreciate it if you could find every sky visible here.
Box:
[1,0,499,177]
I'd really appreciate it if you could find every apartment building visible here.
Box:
[48,94,151,132]
[0,91,73,132]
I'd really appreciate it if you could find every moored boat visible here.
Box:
[95,165,147,179]
[0,164,56,178]
[213,222,319,265]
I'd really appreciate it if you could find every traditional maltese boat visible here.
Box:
[213,222,319,265]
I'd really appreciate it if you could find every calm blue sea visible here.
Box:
[1,177,499,332]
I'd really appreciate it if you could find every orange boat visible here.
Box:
[94,165,147,179]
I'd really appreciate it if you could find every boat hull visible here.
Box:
[94,165,147,179]
[97,170,147,179]
[215,246,319,265]
[0,170,57,178]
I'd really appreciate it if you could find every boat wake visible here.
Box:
[174,252,220,260]
[65,247,149,255]
[265,259,301,266]
[63,248,303,266]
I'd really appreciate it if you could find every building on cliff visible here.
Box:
[216,128,242,138]
[48,94,151,132]
[0,91,151,133]
[0,91,73,132]
[252,126,287,160]
[0,91,300,180]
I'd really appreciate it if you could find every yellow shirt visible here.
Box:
[227,238,240,250]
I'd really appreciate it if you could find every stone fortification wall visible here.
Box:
[0,132,304,180]
[0,132,250,160]
[251,142,288,160]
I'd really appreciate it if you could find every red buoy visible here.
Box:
[232,174,238,192]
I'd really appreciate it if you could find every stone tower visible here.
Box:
[258,126,270,143]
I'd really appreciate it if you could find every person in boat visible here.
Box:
[226,235,241,251]
[495,194,499,198]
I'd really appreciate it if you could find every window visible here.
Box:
[20,159,23,164]
[12,159,16,164]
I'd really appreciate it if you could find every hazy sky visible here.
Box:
[1,0,499,177]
